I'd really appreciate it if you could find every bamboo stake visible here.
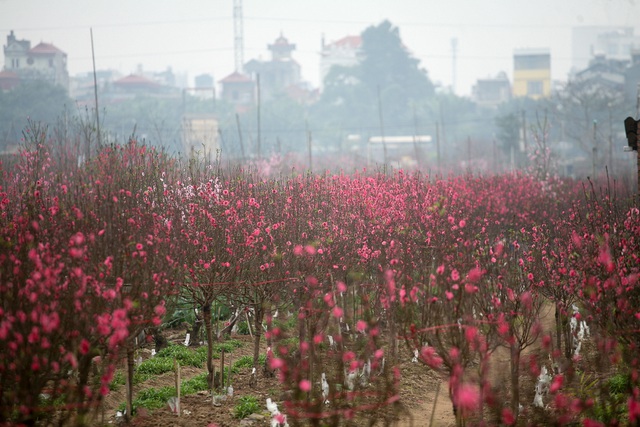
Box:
[245,310,253,338]
[174,358,181,416]
[220,349,225,391]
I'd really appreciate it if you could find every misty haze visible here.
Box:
[1,1,640,427]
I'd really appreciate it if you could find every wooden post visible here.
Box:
[220,349,225,391]
[174,358,181,416]
[211,364,216,405]
[228,354,233,388]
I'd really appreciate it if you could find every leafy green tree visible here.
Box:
[495,112,521,157]
[312,20,436,142]
[0,80,71,149]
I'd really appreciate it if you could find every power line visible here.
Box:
[1,15,586,34]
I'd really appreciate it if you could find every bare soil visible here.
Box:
[99,332,456,427]
[96,303,578,427]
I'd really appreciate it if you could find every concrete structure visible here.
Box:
[244,34,301,101]
[319,35,362,90]
[219,71,255,111]
[182,113,219,161]
[513,48,551,99]
[472,72,511,107]
[2,30,69,90]
[572,26,640,74]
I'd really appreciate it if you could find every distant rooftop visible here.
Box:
[326,35,362,49]
[513,48,550,56]
[219,71,253,83]
[29,42,65,55]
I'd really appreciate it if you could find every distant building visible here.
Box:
[190,73,216,100]
[0,70,20,91]
[573,53,626,92]
[69,69,123,103]
[244,33,301,101]
[195,73,214,89]
[472,72,511,107]
[572,26,640,74]
[113,74,164,94]
[182,113,219,161]
[625,49,640,103]
[219,71,255,111]
[319,35,362,90]
[2,30,69,91]
[513,48,551,99]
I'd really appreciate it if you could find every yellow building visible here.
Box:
[513,48,550,99]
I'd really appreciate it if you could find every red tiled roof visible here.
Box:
[0,70,20,90]
[328,35,362,49]
[29,42,65,55]
[114,74,160,87]
[219,72,253,83]
[0,70,19,79]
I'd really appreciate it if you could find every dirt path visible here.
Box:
[99,306,558,427]
[395,383,455,427]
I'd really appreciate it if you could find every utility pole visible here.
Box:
[466,136,471,171]
[306,119,312,173]
[436,121,441,171]
[592,120,597,179]
[608,104,613,176]
[235,113,246,162]
[377,86,387,166]
[521,110,527,167]
[90,28,101,154]
[256,73,261,160]
[412,104,420,169]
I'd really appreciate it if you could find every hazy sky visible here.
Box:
[1,0,638,96]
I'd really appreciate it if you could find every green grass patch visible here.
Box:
[181,373,209,395]
[155,343,208,367]
[232,354,267,374]
[213,339,243,354]
[233,395,260,419]
[117,373,211,414]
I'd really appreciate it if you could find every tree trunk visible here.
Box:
[253,305,265,370]
[202,302,214,389]
[510,344,521,417]
[126,348,134,421]
[555,302,562,355]
[191,313,203,346]
[265,305,273,348]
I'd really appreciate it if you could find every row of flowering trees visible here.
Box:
[1,125,639,425]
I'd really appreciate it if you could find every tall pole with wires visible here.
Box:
[90,28,101,154]
[233,0,244,73]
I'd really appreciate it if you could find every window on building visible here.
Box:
[514,54,550,70]
[527,80,543,96]
[232,90,239,100]
[49,59,54,67]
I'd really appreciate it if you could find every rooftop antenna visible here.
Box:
[233,0,244,73]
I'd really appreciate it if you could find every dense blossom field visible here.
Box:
[1,129,639,426]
